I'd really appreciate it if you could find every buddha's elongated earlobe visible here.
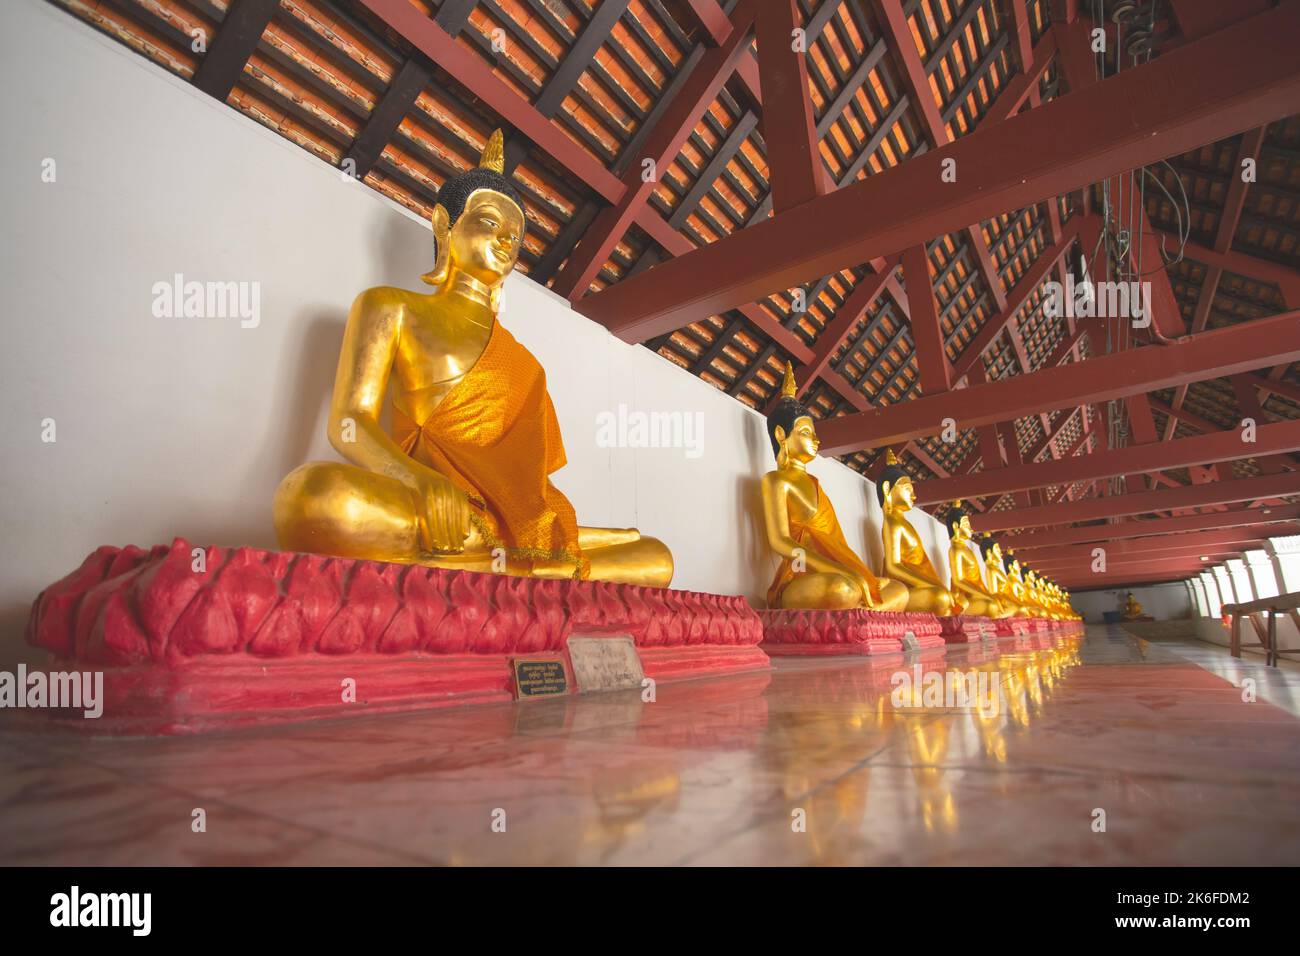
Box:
[774,426,789,468]
[421,204,452,286]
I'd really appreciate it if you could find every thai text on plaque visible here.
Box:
[566,634,644,693]
[512,659,568,699]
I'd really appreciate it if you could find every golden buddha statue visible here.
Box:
[273,131,672,586]
[1022,569,1051,619]
[878,450,955,616]
[979,537,1029,617]
[760,364,909,610]
[1045,580,1066,616]
[1036,572,1063,620]
[1122,591,1145,620]
[1042,577,1065,619]
[1062,587,1080,620]
[1042,580,1061,618]
[1004,554,1040,618]
[942,501,1008,618]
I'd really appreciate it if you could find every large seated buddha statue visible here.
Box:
[759,364,908,611]
[942,501,1007,618]
[878,451,955,616]
[273,131,672,586]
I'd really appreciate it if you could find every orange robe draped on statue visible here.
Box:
[899,537,943,583]
[391,320,582,572]
[767,475,883,607]
[896,529,958,611]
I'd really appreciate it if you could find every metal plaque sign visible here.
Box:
[512,659,568,699]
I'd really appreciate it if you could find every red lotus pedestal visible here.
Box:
[23,539,770,735]
[758,608,945,657]
[995,617,1031,638]
[938,614,996,643]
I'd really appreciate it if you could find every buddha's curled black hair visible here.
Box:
[875,464,910,505]
[435,168,524,227]
[766,395,812,459]
[944,503,969,535]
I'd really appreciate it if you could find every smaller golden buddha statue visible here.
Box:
[942,502,1007,618]
[1034,574,1066,621]
[1043,579,1068,618]
[1062,587,1080,620]
[760,364,909,610]
[878,450,955,616]
[1122,591,1145,620]
[1049,582,1074,620]
[1019,561,1045,618]
[1019,567,1050,621]
[1005,554,1042,618]
[993,546,1034,621]
[1042,581,1061,618]
[978,536,1028,617]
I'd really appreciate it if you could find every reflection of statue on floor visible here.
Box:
[273,131,671,586]
[759,364,909,610]
[878,451,955,616]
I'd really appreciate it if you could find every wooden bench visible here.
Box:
[1223,591,1300,667]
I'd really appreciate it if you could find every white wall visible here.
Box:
[1072,582,1193,623]
[0,1,954,657]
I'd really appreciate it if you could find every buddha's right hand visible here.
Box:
[412,471,471,553]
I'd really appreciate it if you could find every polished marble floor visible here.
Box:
[1,625,1298,866]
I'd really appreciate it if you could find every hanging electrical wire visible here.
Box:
[1080,1,1190,491]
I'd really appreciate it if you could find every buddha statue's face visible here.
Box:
[777,415,820,465]
[990,542,1003,566]
[952,514,973,541]
[443,190,525,285]
[884,474,915,512]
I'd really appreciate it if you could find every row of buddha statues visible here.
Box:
[270,130,1078,622]
[761,367,1077,620]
